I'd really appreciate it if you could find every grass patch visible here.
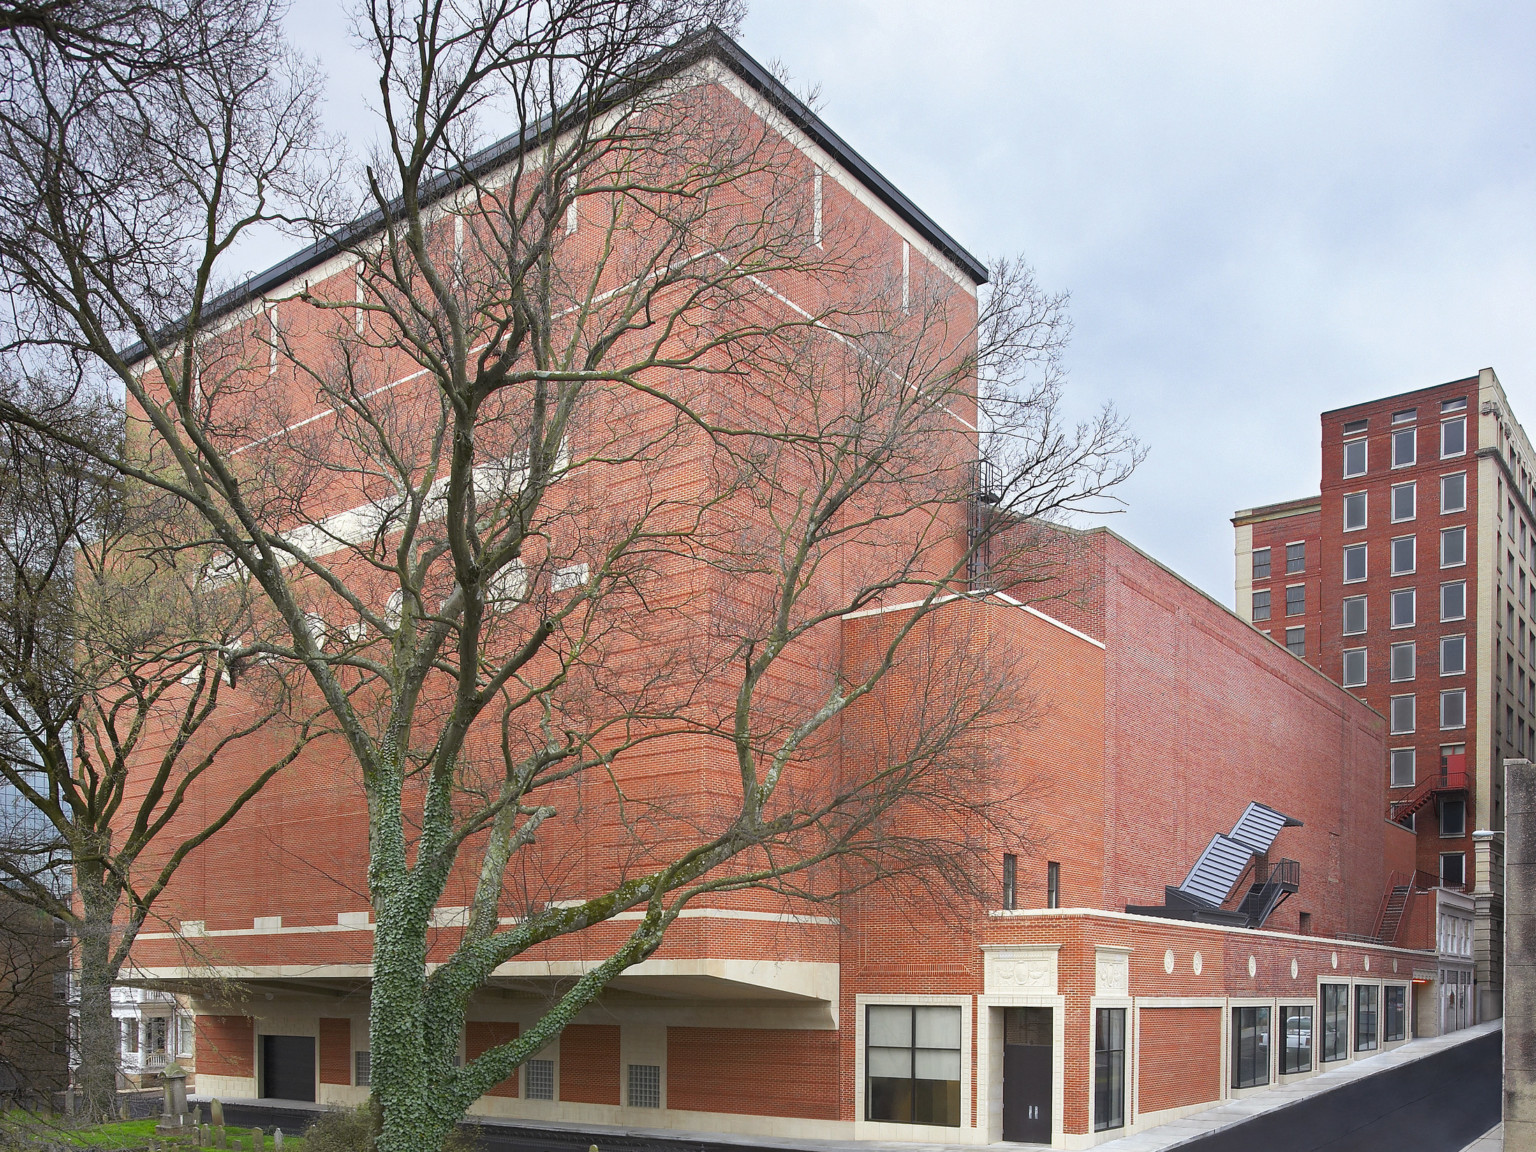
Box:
[0,1114,307,1151]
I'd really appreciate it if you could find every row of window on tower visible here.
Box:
[1339,472,1467,531]
[1341,635,1466,687]
[1340,399,1467,478]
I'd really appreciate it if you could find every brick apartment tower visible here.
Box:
[1234,367,1534,1021]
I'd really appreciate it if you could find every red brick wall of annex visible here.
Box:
[665,1027,840,1119]
[1136,1007,1220,1113]
[194,1015,253,1078]
[318,1018,351,1085]
[558,1024,619,1106]
[465,1021,520,1097]
[1096,531,1390,938]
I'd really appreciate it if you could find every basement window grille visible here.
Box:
[627,1063,660,1108]
[526,1058,554,1100]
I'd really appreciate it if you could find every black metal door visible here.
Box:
[1002,1008,1052,1143]
[261,1034,316,1102]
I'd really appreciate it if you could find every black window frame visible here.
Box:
[1354,985,1378,1052]
[1321,984,1349,1062]
[1093,1008,1126,1132]
[1383,986,1406,1043]
[1280,1005,1313,1075]
[1002,853,1017,910]
[1231,1005,1272,1089]
[1046,861,1060,909]
[865,1004,963,1127]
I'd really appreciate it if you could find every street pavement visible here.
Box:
[1128,1028,1500,1152]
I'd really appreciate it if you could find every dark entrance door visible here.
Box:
[1002,1007,1052,1143]
[261,1034,316,1102]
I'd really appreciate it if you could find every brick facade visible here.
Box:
[1137,1007,1221,1113]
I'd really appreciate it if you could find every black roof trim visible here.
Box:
[124,28,986,365]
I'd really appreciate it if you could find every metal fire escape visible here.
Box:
[1127,801,1303,929]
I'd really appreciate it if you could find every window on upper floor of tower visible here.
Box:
[1441,688,1467,730]
[1390,641,1415,681]
[1442,526,1467,567]
[1286,626,1305,656]
[1344,492,1368,530]
[1286,585,1306,616]
[1442,417,1467,458]
[1252,590,1271,622]
[1441,634,1466,675]
[1442,472,1467,513]
[1344,438,1367,477]
[1441,581,1466,621]
[1393,428,1417,467]
[1390,747,1415,787]
[1343,595,1367,634]
[1390,695,1415,734]
[1286,542,1305,573]
[1253,547,1271,580]
[1391,588,1416,628]
[1342,647,1366,686]
[1391,536,1416,575]
[1391,482,1416,522]
[1344,544,1368,583]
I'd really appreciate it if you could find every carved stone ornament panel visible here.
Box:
[984,948,1059,995]
[1095,949,1130,997]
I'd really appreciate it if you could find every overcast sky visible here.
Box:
[275,1,1536,606]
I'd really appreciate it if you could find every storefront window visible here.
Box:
[1384,986,1406,1042]
[1093,1008,1126,1132]
[1280,1006,1313,1074]
[1321,984,1349,1062]
[1231,1006,1271,1088]
[866,1005,962,1126]
[1355,985,1379,1051]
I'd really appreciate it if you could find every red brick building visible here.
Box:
[120,31,1439,1150]
[1235,370,1531,1025]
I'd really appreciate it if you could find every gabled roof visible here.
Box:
[130,27,986,363]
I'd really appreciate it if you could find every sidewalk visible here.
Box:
[1459,1124,1502,1152]
[1094,1020,1500,1151]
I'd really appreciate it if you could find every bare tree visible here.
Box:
[0,2,1138,1147]
[0,384,321,1119]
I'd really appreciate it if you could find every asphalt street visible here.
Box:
[1170,1029,1500,1152]
[201,1030,1502,1152]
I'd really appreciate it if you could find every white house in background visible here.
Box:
[113,982,193,1086]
